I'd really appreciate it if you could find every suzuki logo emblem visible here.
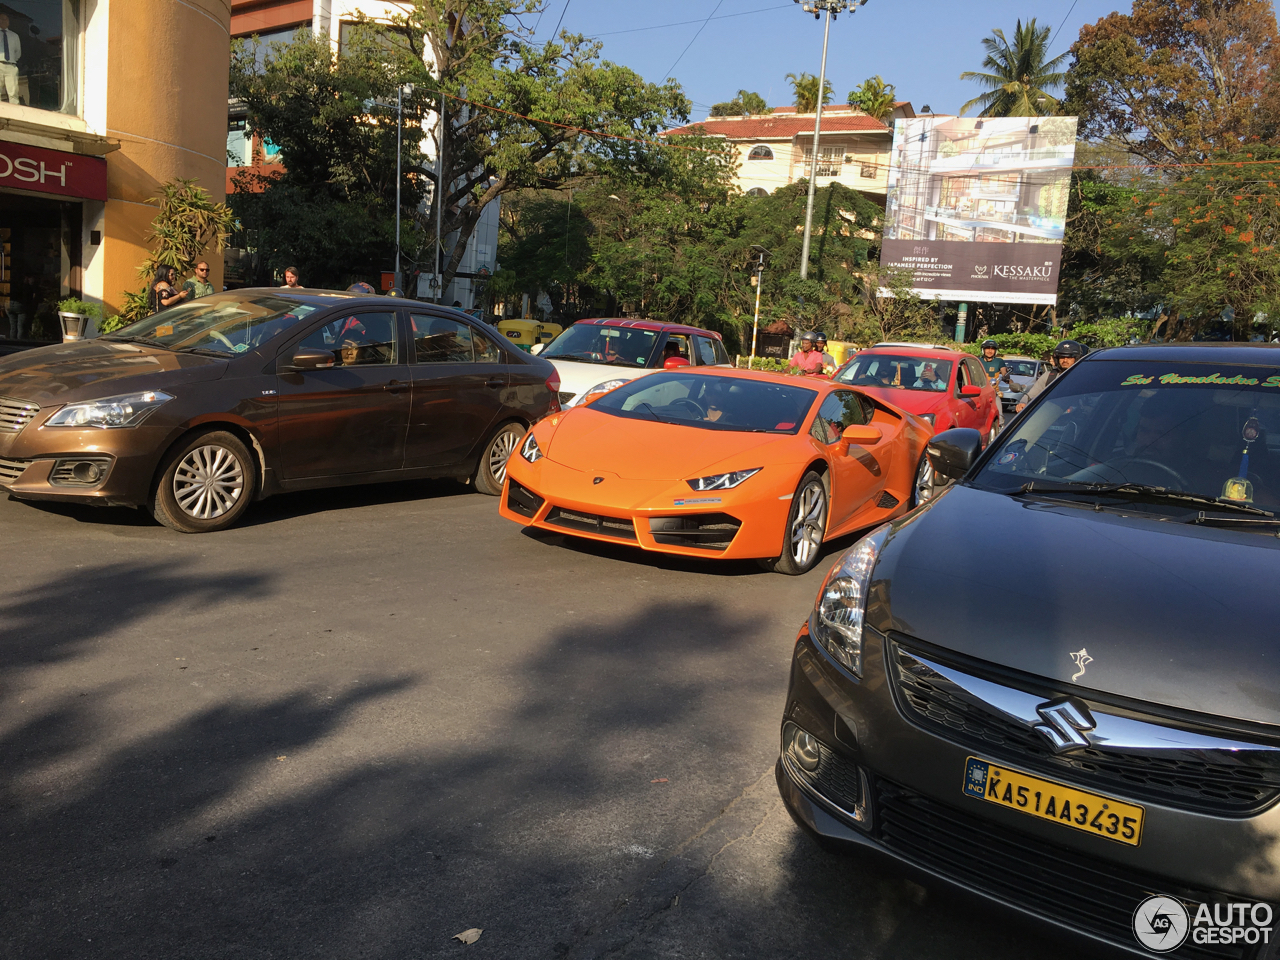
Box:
[1033,697,1096,753]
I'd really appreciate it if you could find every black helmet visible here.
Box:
[981,339,998,350]
[1053,339,1087,361]
[814,331,828,343]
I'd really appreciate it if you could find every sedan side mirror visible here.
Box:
[841,424,882,448]
[927,428,984,481]
[281,346,336,371]
[959,384,983,397]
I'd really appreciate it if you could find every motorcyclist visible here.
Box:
[978,339,1009,427]
[789,332,825,376]
[813,332,837,376]
[1015,339,1087,413]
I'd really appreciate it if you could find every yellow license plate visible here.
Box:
[963,756,1145,846]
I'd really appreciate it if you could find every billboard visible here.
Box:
[881,116,1078,305]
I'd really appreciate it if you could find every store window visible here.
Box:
[0,0,82,115]
[240,23,310,72]
[0,192,81,341]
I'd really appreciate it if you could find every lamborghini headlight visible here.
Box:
[810,524,891,676]
[45,390,174,429]
[520,431,543,463]
[686,467,761,491]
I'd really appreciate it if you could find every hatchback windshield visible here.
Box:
[103,293,318,356]
[837,353,953,393]
[542,324,658,368]
[975,359,1280,514]
[591,372,818,433]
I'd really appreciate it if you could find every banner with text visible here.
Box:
[880,116,1078,305]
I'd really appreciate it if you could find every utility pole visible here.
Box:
[394,83,403,292]
[435,94,446,303]
[749,245,770,368]
[795,0,870,281]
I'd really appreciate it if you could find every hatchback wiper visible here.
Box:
[103,335,168,349]
[1019,481,1274,517]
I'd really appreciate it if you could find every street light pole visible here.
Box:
[749,245,770,368]
[795,0,868,281]
[394,83,403,292]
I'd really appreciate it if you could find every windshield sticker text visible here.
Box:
[1121,373,1277,387]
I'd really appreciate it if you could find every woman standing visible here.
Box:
[150,266,186,315]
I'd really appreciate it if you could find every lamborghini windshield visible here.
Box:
[975,360,1280,512]
[591,372,818,434]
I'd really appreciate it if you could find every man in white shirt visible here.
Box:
[0,15,21,105]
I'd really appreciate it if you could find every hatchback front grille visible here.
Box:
[648,513,742,550]
[0,396,39,433]
[545,506,636,540]
[889,641,1280,816]
[875,778,1257,960]
[0,456,32,483]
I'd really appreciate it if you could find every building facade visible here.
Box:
[0,0,230,339]
[664,103,916,200]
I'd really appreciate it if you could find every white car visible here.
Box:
[537,318,733,407]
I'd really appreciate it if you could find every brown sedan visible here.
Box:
[0,290,560,532]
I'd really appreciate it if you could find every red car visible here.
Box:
[832,345,1001,443]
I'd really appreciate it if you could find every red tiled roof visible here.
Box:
[664,114,888,140]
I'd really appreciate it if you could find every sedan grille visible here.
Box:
[888,640,1280,816]
[0,456,32,484]
[648,513,742,551]
[545,507,636,541]
[875,778,1257,960]
[0,396,39,433]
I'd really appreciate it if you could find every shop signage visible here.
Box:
[0,142,108,201]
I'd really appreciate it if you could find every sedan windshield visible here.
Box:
[590,372,818,434]
[1005,359,1039,378]
[103,293,318,356]
[975,360,1280,516]
[837,354,953,393]
[541,324,657,368]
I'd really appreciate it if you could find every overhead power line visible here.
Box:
[551,0,571,40]
[589,4,792,38]
[663,0,727,80]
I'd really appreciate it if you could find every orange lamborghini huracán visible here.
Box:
[499,368,936,575]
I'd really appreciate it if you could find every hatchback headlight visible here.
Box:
[810,524,891,676]
[45,390,174,428]
[520,431,543,463]
[920,413,936,426]
[575,378,629,406]
[687,467,761,491]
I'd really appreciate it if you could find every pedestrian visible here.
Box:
[1016,340,1086,413]
[150,266,184,315]
[813,332,837,375]
[788,331,825,376]
[183,260,214,301]
[281,266,301,288]
[0,15,22,105]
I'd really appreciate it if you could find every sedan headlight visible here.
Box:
[574,378,630,406]
[687,467,761,491]
[45,390,174,428]
[520,431,543,463]
[810,524,891,676]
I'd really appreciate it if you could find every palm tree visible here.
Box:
[786,72,833,113]
[960,18,1068,117]
[847,76,896,122]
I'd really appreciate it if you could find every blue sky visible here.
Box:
[525,0,1132,120]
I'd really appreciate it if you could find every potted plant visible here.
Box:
[56,297,103,342]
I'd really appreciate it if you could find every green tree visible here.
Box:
[710,90,771,117]
[786,72,833,113]
[108,178,237,330]
[960,18,1069,117]
[847,76,896,121]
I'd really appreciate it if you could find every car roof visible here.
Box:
[859,345,964,360]
[1087,342,1280,364]
[573,317,723,340]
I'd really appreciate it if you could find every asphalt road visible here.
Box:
[0,481,1086,960]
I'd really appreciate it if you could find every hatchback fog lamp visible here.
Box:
[687,467,761,491]
[520,431,543,464]
[811,524,891,676]
[45,390,174,429]
[575,378,629,406]
[784,722,822,773]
